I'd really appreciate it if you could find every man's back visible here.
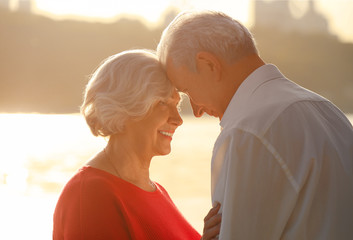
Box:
[212,64,353,239]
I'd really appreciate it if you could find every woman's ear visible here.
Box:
[196,51,222,81]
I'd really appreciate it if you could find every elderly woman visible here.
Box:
[53,49,220,240]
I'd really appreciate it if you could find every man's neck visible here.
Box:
[218,54,265,120]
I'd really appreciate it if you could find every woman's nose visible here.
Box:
[170,108,183,126]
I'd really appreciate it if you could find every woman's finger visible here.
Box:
[203,213,222,231]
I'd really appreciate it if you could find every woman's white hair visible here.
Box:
[157,10,258,71]
[81,49,174,137]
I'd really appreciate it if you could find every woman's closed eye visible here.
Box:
[158,100,168,106]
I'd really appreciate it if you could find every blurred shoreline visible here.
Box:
[1,7,353,114]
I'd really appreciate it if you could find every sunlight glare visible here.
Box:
[185,0,250,24]
[34,0,250,25]
[0,114,106,194]
[315,0,353,43]
[35,0,172,23]
[32,0,353,43]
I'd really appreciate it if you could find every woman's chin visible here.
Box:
[155,147,172,157]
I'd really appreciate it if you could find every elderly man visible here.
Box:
[157,10,353,239]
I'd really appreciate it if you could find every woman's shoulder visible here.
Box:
[60,166,118,196]
[153,182,173,200]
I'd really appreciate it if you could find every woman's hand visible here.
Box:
[201,202,222,240]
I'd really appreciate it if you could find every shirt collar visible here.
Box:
[220,64,285,129]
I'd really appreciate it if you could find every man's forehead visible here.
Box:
[165,57,175,73]
[166,57,185,73]
[170,80,185,93]
[168,89,182,102]
[166,58,187,89]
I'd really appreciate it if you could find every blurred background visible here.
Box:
[0,0,352,239]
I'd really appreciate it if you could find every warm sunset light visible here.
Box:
[33,0,250,24]
[1,0,353,239]
[34,0,172,23]
[31,0,353,43]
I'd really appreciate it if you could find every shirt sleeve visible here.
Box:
[215,129,298,239]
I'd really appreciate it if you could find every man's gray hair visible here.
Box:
[157,10,258,71]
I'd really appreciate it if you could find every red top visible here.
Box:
[53,166,201,240]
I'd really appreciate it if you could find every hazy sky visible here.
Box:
[27,0,353,43]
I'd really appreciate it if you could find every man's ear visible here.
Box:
[196,51,222,81]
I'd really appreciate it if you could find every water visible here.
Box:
[0,114,220,239]
[0,113,352,239]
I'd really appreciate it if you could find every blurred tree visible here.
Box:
[0,7,352,113]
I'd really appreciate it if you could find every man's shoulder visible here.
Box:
[224,78,329,137]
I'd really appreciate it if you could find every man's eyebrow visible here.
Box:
[175,87,183,93]
[177,87,187,93]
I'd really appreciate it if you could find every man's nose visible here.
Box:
[190,99,204,118]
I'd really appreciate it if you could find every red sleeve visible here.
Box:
[53,171,131,240]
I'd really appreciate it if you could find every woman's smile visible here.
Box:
[159,130,174,140]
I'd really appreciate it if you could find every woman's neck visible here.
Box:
[87,135,155,192]
[106,137,154,190]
